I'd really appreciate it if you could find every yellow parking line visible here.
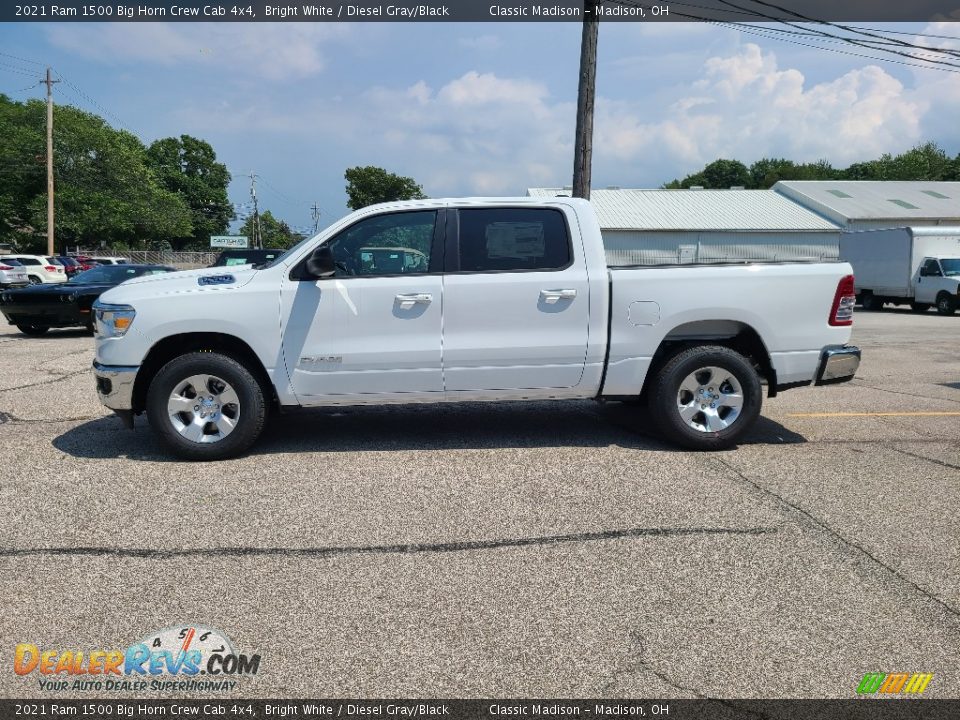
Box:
[786,411,960,417]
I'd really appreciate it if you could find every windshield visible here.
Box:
[940,259,960,276]
[260,235,317,269]
[69,265,169,284]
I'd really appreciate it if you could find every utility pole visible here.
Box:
[310,202,321,234]
[572,0,600,200]
[248,172,262,249]
[44,67,60,256]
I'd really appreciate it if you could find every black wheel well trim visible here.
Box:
[131,332,276,414]
[637,324,777,400]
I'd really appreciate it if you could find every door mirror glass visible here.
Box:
[305,246,336,278]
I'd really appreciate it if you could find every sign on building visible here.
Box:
[210,235,249,249]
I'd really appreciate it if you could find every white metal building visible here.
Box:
[773,181,960,231]
[526,187,841,266]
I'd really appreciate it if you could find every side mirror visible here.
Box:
[305,246,336,278]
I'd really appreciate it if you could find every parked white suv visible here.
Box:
[1,255,66,284]
[90,256,130,265]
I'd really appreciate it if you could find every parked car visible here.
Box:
[92,197,861,460]
[0,259,29,289]
[840,227,960,315]
[89,256,130,265]
[74,256,102,270]
[210,248,284,267]
[54,256,84,277]
[1,264,175,336]
[1,255,67,284]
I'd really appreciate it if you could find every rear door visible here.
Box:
[442,206,590,393]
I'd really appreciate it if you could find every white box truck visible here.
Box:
[840,227,960,315]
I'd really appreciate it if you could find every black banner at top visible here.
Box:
[3,0,960,23]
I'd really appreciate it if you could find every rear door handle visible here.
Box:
[540,289,577,304]
[395,293,433,309]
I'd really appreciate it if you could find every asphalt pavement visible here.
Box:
[0,308,957,699]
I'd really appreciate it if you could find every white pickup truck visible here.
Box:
[92,197,860,460]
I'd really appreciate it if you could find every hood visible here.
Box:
[98,266,259,305]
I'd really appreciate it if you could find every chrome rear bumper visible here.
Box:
[815,345,861,386]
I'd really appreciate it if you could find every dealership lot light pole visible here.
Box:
[573,0,600,200]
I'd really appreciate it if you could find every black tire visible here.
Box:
[860,293,882,311]
[648,345,762,451]
[17,324,49,336]
[27,276,42,285]
[936,293,957,316]
[146,352,267,461]
[910,302,931,313]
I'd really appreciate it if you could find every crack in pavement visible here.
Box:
[714,457,960,624]
[889,446,960,473]
[0,526,777,560]
[848,380,960,406]
[0,368,89,394]
[0,410,100,424]
[601,631,708,699]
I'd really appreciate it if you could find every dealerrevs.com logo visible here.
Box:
[14,625,261,692]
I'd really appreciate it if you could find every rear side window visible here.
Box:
[17,257,40,266]
[457,208,571,272]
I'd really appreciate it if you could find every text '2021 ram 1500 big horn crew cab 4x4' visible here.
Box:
[92,198,861,460]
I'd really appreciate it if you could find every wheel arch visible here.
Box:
[642,319,776,399]
[132,332,275,413]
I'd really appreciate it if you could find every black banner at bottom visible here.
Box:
[2,700,959,720]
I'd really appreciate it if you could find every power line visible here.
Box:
[0,51,42,66]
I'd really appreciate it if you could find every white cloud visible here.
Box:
[171,41,959,197]
[45,22,348,80]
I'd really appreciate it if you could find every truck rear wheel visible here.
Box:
[936,292,957,316]
[146,352,267,461]
[860,292,882,311]
[649,345,762,451]
[17,324,49,336]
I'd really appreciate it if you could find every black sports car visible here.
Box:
[0,264,175,336]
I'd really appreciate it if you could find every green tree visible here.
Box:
[238,210,303,249]
[698,159,751,189]
[0,95,192,252]
[146,135,233,251]
[344,166,426,210]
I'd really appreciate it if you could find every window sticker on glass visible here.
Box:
[485,222,545,259]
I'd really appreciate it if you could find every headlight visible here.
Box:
[93,301,136,338]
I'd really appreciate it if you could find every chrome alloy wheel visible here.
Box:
[676,366,744,433]
[166,373,241,444]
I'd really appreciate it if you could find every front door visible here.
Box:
[280,209,444,401]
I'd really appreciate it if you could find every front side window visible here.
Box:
[457,208,571,272]
[324,210,437,277]
[923,259,942,276]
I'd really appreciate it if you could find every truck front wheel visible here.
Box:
[936,292,957,316]
[649,345,762,451]
[146,352,267,461]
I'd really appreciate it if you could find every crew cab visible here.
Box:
[92,198,860,460]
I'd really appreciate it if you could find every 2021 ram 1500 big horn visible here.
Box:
[91,197,860,460]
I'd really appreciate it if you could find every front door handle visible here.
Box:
[540,289,577,304]
[395,293,433,309]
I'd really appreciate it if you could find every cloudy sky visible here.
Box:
[1,19,958,233]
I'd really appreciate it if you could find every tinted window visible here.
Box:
[458,208,570,272]
[12,257,41,266]
[923,259,941,276]
[325,211,436,276]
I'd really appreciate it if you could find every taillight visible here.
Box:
[829,274,856,326]
[0,265,12,271]
[44,265,57,272]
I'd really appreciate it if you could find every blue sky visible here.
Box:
[1,20,958,235]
